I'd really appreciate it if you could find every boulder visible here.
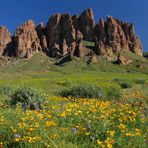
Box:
[0,26,11,56]
[87,54,98,64]
[95,41,113,57]
[14,20,41,58]
[117,55,133,65]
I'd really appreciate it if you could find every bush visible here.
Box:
[120,81,132,89]
[135,79,146,84]
[11,87,45,110]
[0,85,12,95]
[60,84,104,99]
[106,87,122,100]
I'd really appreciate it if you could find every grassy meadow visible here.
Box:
[0,52,148,147]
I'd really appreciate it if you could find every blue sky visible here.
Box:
[0,0,147,51]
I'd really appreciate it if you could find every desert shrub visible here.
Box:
[120,81,132,89]
[0,85,12,95]
[106,87,122,100]
[135,79,146,84]
[60,84,104,99]
[11,87,45,110]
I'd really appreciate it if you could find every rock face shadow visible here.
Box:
[55,53,71,66]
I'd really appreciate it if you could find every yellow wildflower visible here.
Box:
[118,123,126,129]
[61,128,68,132]
[97,140,102,145]
[15,138,20,142]
[107,131,115,137]
[60,112,66,117]
[45,121,57,127]
[51,134,59,139]
[126,133,132,136]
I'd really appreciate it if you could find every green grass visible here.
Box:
[0,52,148,147]
[0,52,147,96]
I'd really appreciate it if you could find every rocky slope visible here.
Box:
[0,8,143,63]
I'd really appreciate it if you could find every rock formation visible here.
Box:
[79,8,95,41]
[36,22,48,52]
[0,8,143,61]
[0,26,11,56]
[94,16,143,57]
[87,54,98,64]
[45,13,85,58]
[14,20,41,58]
[117,55,133,65]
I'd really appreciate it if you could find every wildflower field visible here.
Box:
[0,60,148,147]
[0,95,148,148]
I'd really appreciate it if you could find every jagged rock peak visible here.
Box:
[0,26,11,56]
[45,12,85,58]
[14,20,41,58]
[79,8,95,41]
[94,16,143,56]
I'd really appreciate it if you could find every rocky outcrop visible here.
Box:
[122,23,143,56]
[46,13,85,58]
[0,26,11,56]
[79,8,95,41]
[0,8,143,61]
[117,55,133,65]
[14,20,41,58]
[87,54,98,64]
[36,22,48,52]
[94,16,143,57]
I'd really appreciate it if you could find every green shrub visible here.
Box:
[120,81,132,89]
[0,85,12,95]
[11,87,45,110]
[60,84,104,99]
[135,79,146,84]
[106,87,122,100]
